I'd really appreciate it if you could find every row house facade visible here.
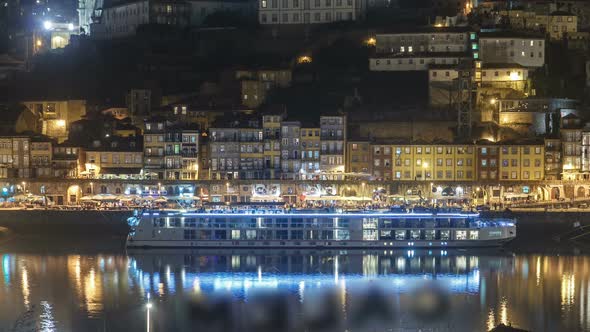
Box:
[209,127,262,180]
[0,135,56,179]
[143,118,200,180]
[85,137,144,179]
[209,115,346,180]
[319,115,346,179]
[345,140,545,182]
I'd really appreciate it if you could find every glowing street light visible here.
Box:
[146,302,152,332]
[43,20,53,30]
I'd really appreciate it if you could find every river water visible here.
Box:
[1,239,590,332]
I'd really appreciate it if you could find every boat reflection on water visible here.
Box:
[128,249,514,332]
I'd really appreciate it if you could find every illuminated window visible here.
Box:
[455,230,467,240]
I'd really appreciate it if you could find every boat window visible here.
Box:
[425,230,435,240]
[410,230,420,240]
[184,218,196,228]
[153,218,165,227]
[246,230,257,240]
[363,218,378,229]
[276,219,289,228]
[276,230,288,239]
[363,230,378,240]
[440,230,450,240]
[170,218,181,227]
[380,219,393,228]
[336,230,350,240]
[336,218,349,228]
[456,230,467,240]
[231,230,241,240]
[320,230,333,240]
[469,230,479,240]
[198,230,211,240]
[263,218,274,228]
[395,230,406,240]
[290,230,304,239]
[380,230,393,239]
[214,230,227,240]
[291,219,304,228]
[184,229,196,240]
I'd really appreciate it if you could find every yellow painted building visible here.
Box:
[262,115,282,179]
[499,144,545,181]
[391,144,476,181]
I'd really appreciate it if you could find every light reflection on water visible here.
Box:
[1,250,590,331]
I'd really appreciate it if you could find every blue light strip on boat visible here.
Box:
[143,212,480,218]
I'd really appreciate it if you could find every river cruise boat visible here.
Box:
[126,203,516,248]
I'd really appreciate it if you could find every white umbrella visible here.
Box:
[154,197,168,203]
[92,194,118,200]
[80,196,95,201]
[12,194,28,201]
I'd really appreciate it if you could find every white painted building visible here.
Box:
[369,29,471,71]
[258,0,360,24]
[374,30,469,54]
[479,34,545,68]
[370,55,467,71]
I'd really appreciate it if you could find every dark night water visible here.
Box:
[1,238,590,332]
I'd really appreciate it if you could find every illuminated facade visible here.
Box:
[85,137,143,179]
[391,144,476,181]
[262,115,282,179]
[501,9,578,40]
[20,100,87,143]
[479,34,545,68]
[300,127,321,179]
[561,114,583,180]
[498,143,545,181]
[319,115,346,179]
[143,118,200,180]
[370,29,470,72]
